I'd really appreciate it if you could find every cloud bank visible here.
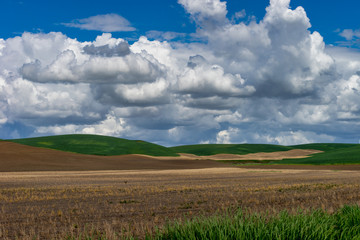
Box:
[1,0,360,145]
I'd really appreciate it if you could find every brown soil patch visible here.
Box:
[0,141,227,172]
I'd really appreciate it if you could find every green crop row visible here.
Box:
[149,205,360,240]
[63,205,360,240]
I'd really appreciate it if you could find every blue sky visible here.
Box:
[2,0,359,46]
[0,0,360,145]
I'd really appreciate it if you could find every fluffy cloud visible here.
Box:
[216,127,239,144]
[178,0,228,29]
[199,0,334,99]
[21,51,164,84]
[2,77,105,126]
[1,0,360,145]
[62,14,136,32]
[340,29,360,41]
[176,55,255,98]
[0,76,9,125]
[20,34,164,85]
[328,74,360,120]
[326,47,360,79]
[37,113,128,136]
[93,78,170,106]
[83,41,131,57]
[146,31,187,41]
[253,130,336,146]
[233,10,246,20]
[213,127,335,145]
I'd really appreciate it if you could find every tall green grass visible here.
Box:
[147,205,360,240]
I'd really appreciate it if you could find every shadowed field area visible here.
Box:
[1,168,360,239]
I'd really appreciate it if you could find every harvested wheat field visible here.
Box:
[1,167,360,239]
[2,141,360,239]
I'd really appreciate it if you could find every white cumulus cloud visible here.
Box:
[339,29,360,41]
[178,0,228,29]
[62,14,136,32]
[216,127,240,144]
[0,0,360,145]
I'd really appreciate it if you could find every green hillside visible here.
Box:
[9,134,179,156]
[6,135,360,164]
[171,142,360,165]
[290,143,358,152]
[170,144,293,156]
[277,144,360,165]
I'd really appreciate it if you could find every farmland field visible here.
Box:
[2,135,360,239]
[1,168,360,239]
[6,134,360,165]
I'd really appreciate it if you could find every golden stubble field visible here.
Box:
[1,167,360,239]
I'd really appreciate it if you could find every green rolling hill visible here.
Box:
[8,134,179,156]
[171,142,360,165]
[170,144,293,156]
[6,134,360,164]
[290,143,358,152]
[277,143,360,165]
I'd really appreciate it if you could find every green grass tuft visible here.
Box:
[8,134,179,156]
[147,205,360,240]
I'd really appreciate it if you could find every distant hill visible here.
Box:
[290,143,358,152]
[171,143,360,165]
[278,143,360,165]
[0,141,226,172]
[9,134,179,157]
[170,144,293,156]
[6,135,360,165]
